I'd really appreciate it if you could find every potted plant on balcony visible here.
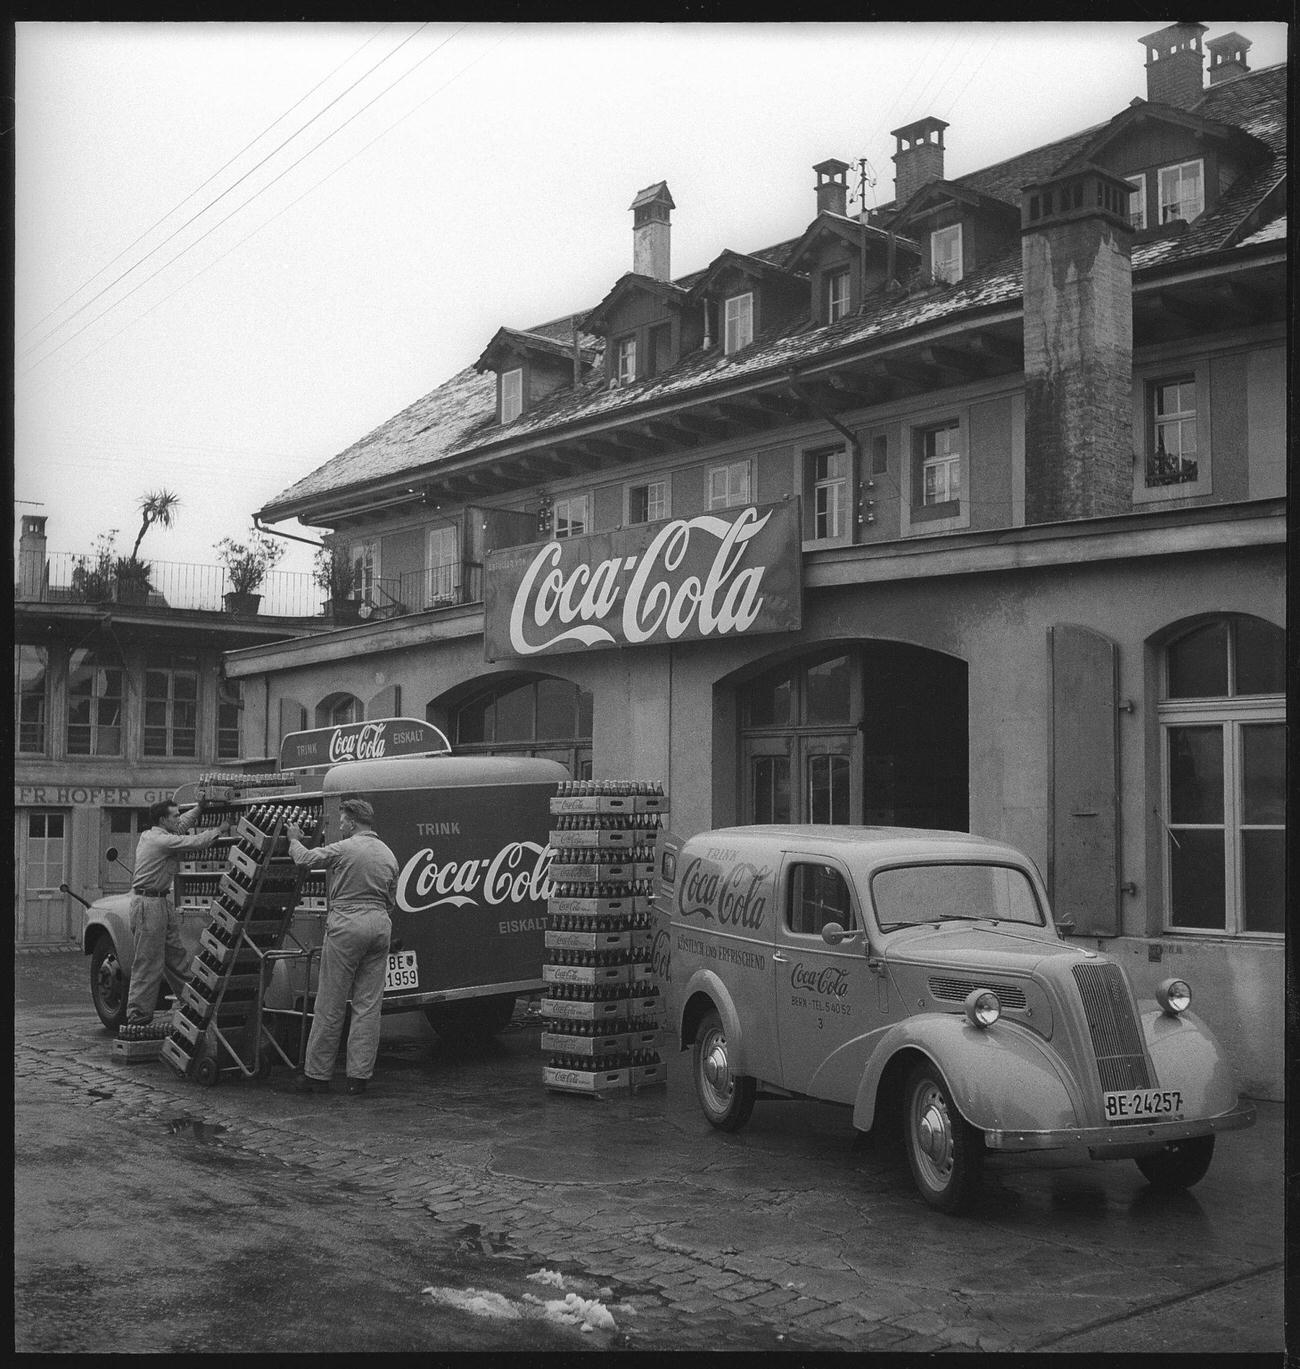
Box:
[71,532,118,603]
[112,554,153,605]
[314,537,359,623]
[216,528,285,615]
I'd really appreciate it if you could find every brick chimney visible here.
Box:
[629,181,674,282]
[16,514,48,600]
[1021,167,1135,523]
[1207,31,1251,85]
[814,159,850,216]
[1141,23,1207,108]
[890,116,947,207]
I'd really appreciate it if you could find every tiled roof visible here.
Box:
[262,64,1287,520]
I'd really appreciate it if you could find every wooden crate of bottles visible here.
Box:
[541,780,668,1096]
[161,793,323,1081]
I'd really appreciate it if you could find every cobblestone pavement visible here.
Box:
[15,949,1286,1354]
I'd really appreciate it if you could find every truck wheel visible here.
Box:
[90,935,129,1030]
[424,995,516,1044]
[1136,1135,1215,1192]
[903,1063,984,1214]
[692,1009,755,1132]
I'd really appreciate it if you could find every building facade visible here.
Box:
[226,25,1285,1096]
[12,515,317,945]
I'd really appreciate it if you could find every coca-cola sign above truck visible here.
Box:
[279,718,451,771]
[483,501,802,660]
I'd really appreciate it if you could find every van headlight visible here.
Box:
[1156,978,1191,1015]
[964,988,1001,1029]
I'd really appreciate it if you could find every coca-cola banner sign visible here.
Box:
[483,500,802,660]
[279,718,451,771]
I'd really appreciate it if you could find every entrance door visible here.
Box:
[803,734,855,824]
[772,854,873,1100]
[101,809,141,892]
[18,810,70,945]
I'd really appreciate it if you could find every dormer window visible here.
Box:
[501,368,523,423]
[1125,174,1148,230]
[827,269,851,323]
[930,224,962,284]
[616,335,637,385]
[724,293,753,354]
[1159,159,1204,224]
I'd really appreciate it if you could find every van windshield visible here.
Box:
[871,863,1044,930]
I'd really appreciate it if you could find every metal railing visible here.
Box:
[16,551,485,622]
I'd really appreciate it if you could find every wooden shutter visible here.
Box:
[1048,625,1119,936]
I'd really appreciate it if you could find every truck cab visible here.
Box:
[662,824,1255,1212]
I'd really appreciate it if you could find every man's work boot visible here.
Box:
[346,1078,368,1096]
[290,1073,331,1095]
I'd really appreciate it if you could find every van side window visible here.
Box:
[787,863,852,935]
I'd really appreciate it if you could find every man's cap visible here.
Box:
[340,798,375,824]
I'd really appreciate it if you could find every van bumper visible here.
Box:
[983,1101,1256,1152]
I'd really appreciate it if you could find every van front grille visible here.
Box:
[1071,961,1150,1092]
[929,977,1028,1011]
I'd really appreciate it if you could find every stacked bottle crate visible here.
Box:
[161,794,324,1084]
[542,780,668,1096]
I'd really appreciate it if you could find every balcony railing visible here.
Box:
[15,551,484,623]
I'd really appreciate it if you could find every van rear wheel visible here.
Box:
[425,995,516,1044]
[693,1009,755,1132]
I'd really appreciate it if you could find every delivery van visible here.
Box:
[660,824,1255,1213]
[78,720,567,1047]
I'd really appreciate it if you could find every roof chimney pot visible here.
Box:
[629,181,675,282]
[1140,22,1207,109]
[1207,31,1252,85]
[890,116,948,208]
[813,158,850,217]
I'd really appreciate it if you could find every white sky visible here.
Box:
[13,20,1289,582]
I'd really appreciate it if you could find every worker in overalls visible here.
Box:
[285,797,398,1096]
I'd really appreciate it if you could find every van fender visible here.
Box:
[1141,1006,1241,1116]
[676,967,748,1071]
[852,1013,1085,1135]
[82,896,133,961]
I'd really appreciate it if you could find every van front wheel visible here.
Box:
[693,1009,755,1132]
[903,1063,984,1213]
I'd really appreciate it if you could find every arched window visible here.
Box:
[316,692,362,728]
[444,675,592,778]
[737,643,968,830]
[1158,615,1284,935]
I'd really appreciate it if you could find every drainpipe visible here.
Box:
[252,515,325,549]
[786,370,873,528]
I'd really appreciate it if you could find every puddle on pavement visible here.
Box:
[165,1116,228,1143]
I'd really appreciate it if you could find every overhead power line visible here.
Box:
[21,29,506,396]
[18,23,400,347]
[20,22,443,365]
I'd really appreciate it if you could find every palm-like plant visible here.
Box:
[130,489,181,560]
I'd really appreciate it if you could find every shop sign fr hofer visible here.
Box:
[278,718,450,771]
[483,501,802,659]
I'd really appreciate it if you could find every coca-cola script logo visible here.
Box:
[508,508,774,656]
[328,722,388,764]
[397,842,553,913]
[679,857,770,930]
[791,962,850,999]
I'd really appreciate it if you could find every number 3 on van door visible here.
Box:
[817,1017,824,1031]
